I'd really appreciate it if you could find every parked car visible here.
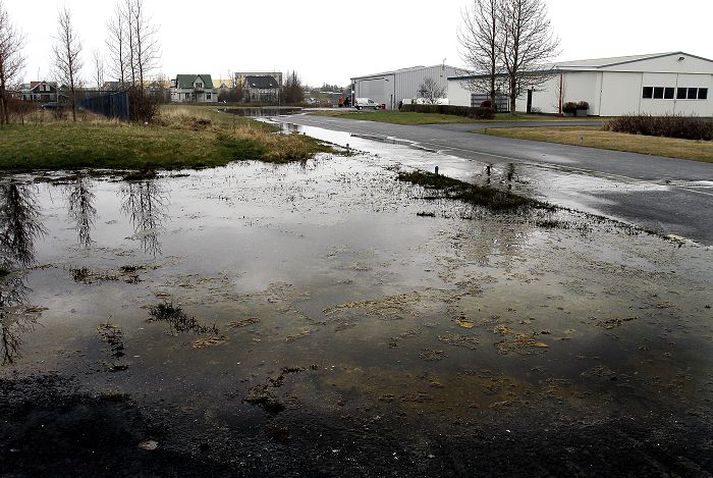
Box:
[354,98,381,110]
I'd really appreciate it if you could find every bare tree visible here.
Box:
[106,2,127,88]
[0,0,25,125]
[417,78,446,104]
[132,0,159,87]
[458,0,503,107]
[498,0,560,114]
[52,6,82,122]
[92,49,105,91]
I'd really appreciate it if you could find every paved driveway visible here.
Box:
[280,114,713,244]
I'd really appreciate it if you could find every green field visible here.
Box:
[0,106,330,172]
[480,126,713,163]
[311,110,607,125]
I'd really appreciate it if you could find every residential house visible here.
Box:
[235,72,282,103]
[20,81,63,103]
[242,75,281,104]
[170,74,218,103]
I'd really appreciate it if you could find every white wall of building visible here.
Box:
[353,65,467,109]
[450,53,713,116]
[447,79,472,107]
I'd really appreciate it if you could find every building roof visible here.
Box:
[245,75,279,89]
[449,51,713,80]
[351,64,466,80]
[174,74,214,89]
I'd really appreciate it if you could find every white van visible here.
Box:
[354,98,381,110]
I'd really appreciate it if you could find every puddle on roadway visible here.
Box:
[271,117,683,224]
[2,147,713,473]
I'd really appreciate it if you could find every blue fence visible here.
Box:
[80,91,130,121]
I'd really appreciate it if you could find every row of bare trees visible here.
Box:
[458,0,560,113]
[106,0,159,90]
[0,0,159,125]
[0,0,24,125]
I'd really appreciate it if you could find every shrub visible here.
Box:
[399,103,495,120]
[480,100,493,109]
[606,115,713,141]
[562,102,577,114]
[577,101,590,110]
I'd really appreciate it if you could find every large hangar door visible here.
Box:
[358,78,387,105]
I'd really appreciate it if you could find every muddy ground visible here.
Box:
[1,139,713,477]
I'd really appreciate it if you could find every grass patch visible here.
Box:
[0,105,331,172]
[479,126,713,163]
[311,110,480,125]
[311,110,607,125]
[398,170,547,211]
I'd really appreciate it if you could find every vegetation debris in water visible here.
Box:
[147,301,218,336]
[397,170,548,211]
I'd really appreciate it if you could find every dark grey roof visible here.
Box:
[175,74,214,89]
[245,76,279,89]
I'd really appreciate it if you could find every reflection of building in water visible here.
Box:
[120,180,169,256]
[0,180,46,366]
[66,175,97,248]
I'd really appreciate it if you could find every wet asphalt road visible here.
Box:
[282,114,713,244]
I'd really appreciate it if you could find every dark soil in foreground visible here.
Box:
[2,374,712,478]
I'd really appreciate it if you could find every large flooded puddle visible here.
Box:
[2,144,713,475]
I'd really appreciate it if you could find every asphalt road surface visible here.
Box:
[281,114,713,245]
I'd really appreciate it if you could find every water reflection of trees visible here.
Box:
[120,180,169,256]
[66,175,97,248]
[0,180,46,365]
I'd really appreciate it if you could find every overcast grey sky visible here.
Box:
[5,0,713,87]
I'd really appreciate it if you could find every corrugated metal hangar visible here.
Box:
[351,65,468,110]
[448,51,713,116]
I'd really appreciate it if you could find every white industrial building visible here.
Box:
[448,52,713,116]
[351,65,468,110]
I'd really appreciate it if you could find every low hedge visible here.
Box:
[606,115,713,141]
[400,103,495,120]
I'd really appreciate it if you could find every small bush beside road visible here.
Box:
[606,115,713,141]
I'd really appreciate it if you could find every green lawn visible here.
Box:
[479,126,713,163]
[310,110,480,125]
[311,110,608,125]
[0,107,330,172]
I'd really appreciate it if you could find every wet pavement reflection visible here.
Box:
[1,138,713,476]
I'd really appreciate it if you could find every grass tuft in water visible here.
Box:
[147,301,218,335]
[398,170,549,211]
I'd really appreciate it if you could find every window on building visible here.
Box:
[699,88,708,100]
[185,93,190,99]
[664,87,675,99]
[642,87,653,99]
[206,93,212,100]
[688,88,698,99]
[196,82,203,88]
[677,88,688,100]
[653,87,664,99]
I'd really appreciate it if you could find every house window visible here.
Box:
[206,93,212,100]
[185,93,190,100]
[195,82,203,88]
[664,87,675,99]
[699,88,708,100]
[642,87,653,99]
[653,87,664,99]
[677,88,688,100]
[688,88,698,99]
